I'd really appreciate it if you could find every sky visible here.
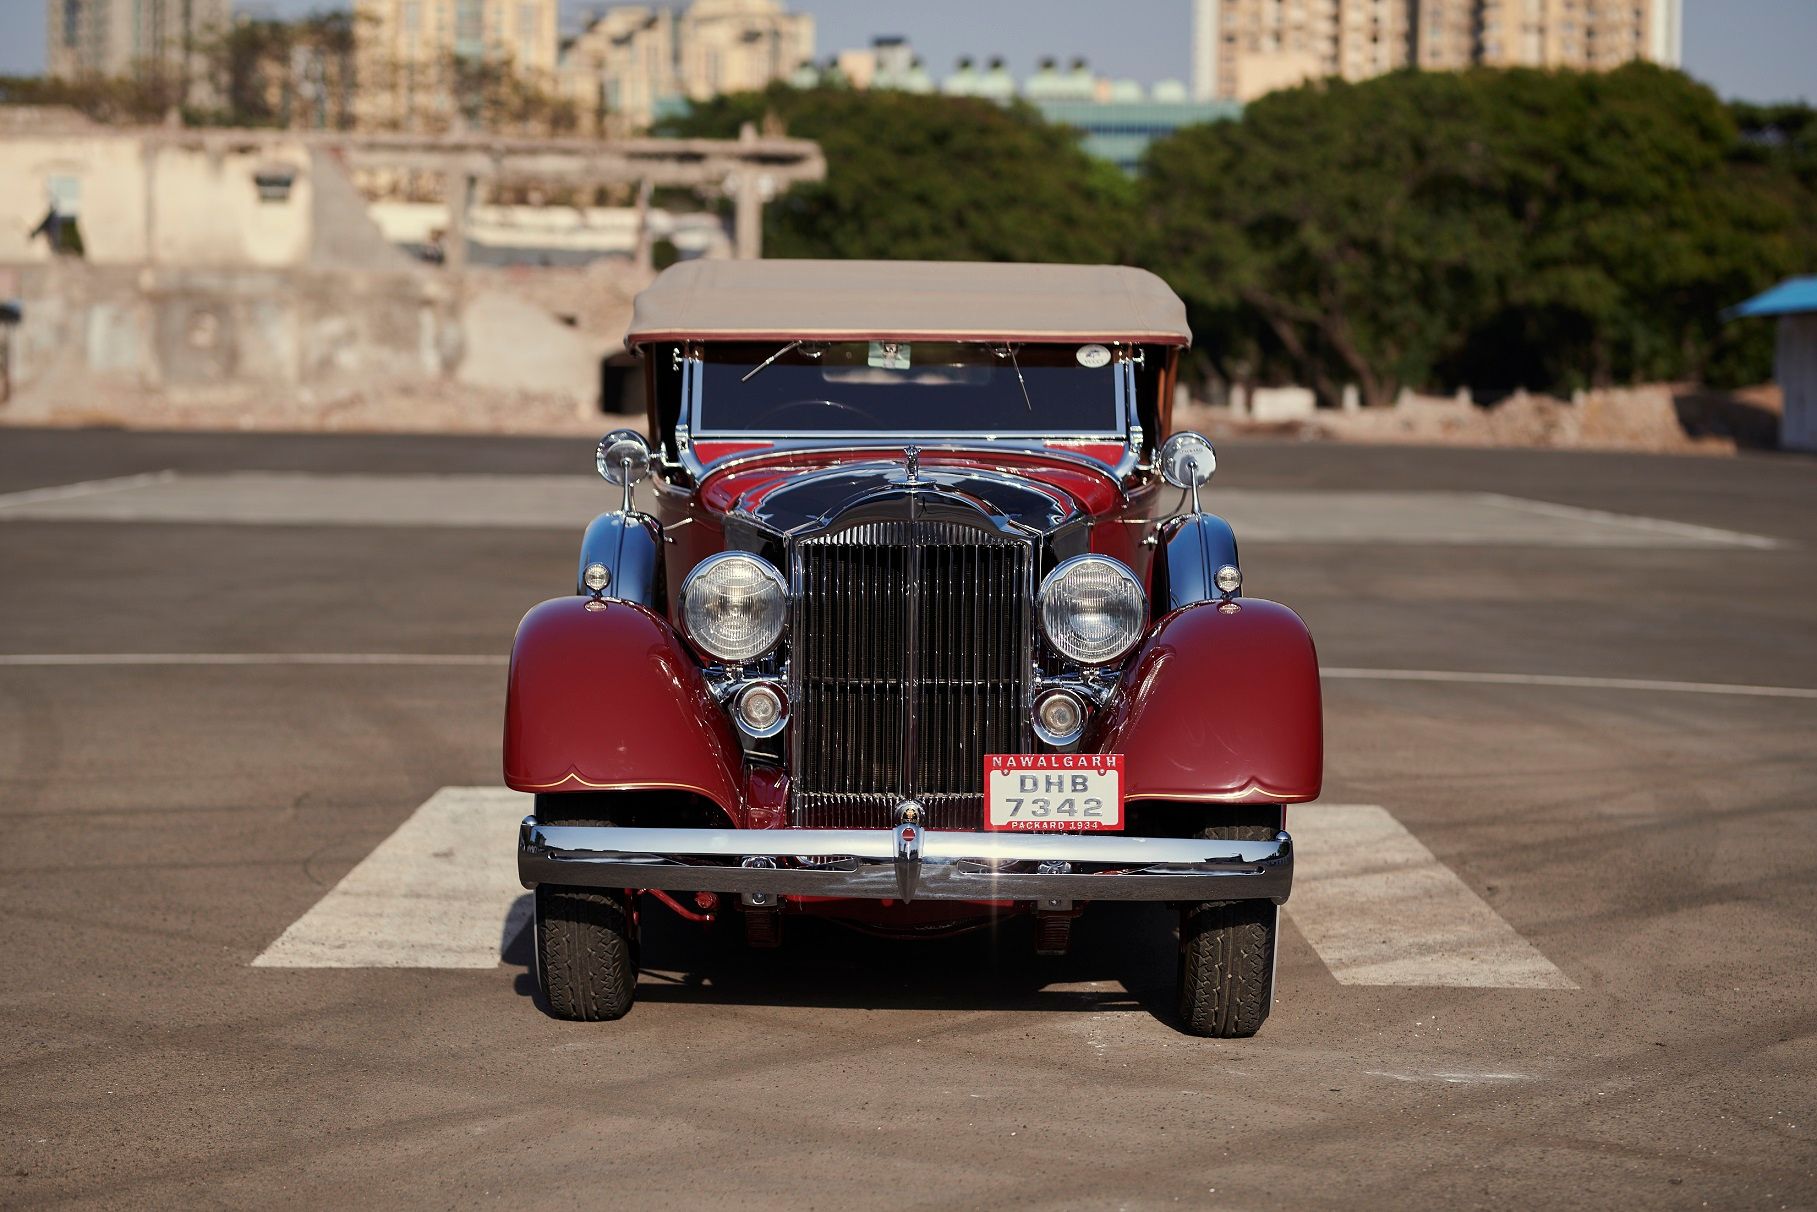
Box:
[1,0,1811,103]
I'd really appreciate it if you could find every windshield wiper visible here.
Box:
[741,340,802,383]
[994,344,1033,412]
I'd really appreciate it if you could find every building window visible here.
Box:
[253,167,297,204]
[34,175,85,257]
[62,0,80,47]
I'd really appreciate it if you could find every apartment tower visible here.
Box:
[45,0,230,92]
[354,0,559,129]
[1192,0,1684,103]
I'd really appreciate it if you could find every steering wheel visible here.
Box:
[745,399,881,428]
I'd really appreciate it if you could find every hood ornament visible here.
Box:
[903,445,921,484]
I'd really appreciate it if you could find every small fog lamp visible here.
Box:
[734,682,787,738]
[1214,564,1241,595]
[1033,687,1088,747]
[583,562,611,594]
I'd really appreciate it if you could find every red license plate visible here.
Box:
[983,754,1124,832]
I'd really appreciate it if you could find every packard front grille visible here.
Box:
[791,519,1032,830]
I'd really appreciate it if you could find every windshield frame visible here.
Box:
[682,341,1134,444]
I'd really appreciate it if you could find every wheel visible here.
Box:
[1176,817,1280,1038]
[532,795,637,1021]
[534,886,638,1021]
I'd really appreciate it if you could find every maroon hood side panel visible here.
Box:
[504,597,743,819]
[1095,599,1324,804]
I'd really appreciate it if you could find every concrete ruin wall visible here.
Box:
[0,129,608,432]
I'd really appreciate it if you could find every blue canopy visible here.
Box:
[1726,276,1817,319]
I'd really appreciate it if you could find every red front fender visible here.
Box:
[1096,599,1323,804]
[503,597,742,816]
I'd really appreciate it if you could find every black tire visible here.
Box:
[1176,817,1280,1038]
[532,794,637,1021]
[534,885,638,1021]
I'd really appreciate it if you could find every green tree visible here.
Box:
[0,72,183,125]
[657,85,1134,263]
[1142,64,1813,404]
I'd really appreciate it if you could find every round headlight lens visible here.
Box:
[681,553,787,664]
[1038,556,1146,666]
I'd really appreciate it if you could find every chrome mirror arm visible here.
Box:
[1158,431,1217,518]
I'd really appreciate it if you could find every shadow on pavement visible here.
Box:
[502,893,1182,1027]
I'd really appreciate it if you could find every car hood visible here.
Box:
[697,449,1127,537]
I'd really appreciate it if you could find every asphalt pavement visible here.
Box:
[0,427,1812,1210]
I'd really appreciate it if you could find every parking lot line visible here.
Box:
[0,471,1779,547]
[1285,804,1576,988]
[252,790,1574,990]
[252,786,530,969]
[0,469,177,509]
[1473,492,1781,550]
[0,652,508,667]
[1321,667,1817,700]
[5,655,1810,703]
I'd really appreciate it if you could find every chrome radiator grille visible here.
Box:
[791,519,1032,830]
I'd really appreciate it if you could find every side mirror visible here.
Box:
[1158,431,1216,513]
[596,429,653,512]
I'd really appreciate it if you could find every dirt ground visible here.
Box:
[1188,383,1784,457]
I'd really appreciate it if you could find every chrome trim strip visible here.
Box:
[691,427,1127,440]
[695,441,1131,494]
[517,819,1293,904]
[901,486,924,802]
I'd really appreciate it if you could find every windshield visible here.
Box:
[694,342,1122,436]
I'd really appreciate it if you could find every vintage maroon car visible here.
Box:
[507,259,1321,1036]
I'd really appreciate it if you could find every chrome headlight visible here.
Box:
[1038,555,1146,666]
[680,553,787,664]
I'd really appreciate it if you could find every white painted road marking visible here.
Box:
[0,469,178,510]
[0,472,1777,547]
[7,654,1814,702]
[254,790,1574,990]
[1320,667,1817,701]
[1473,492,1779,550]
[1285,804,1575,988]
[253,787,530,969]
[0,471,608,530]
[0,652,509,668]
[1210,488,1776,548]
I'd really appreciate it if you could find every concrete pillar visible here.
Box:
[733,121,764,260]
[633,178,654,274]
[733,172,762,260]
[444,170,475,273]
[1341,383,1360,412]
[143,142,159,267]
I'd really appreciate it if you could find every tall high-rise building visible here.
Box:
[355,0,559,130]
[45,0,230,90]
[1461,0,1684,70]
[1192,0,1683,103]
[559,0,813,136]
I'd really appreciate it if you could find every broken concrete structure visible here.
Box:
[0,120,824,432]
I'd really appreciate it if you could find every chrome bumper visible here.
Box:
[517,817,1292,905]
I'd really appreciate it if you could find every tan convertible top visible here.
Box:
[626,259,1191,348]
